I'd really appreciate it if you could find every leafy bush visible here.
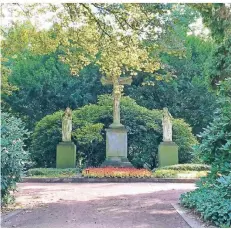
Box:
[31,95,197,168]
[160,163,210,171]
[153,169,208,178]
[194,98,231,179]
[1,113,29,206]
[30,111,63,167]
[82,167,152,178]
[27,168,79,177]
[180,98,231,227]
[181,172,231,227]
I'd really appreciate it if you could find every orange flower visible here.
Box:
[82,167,152,178]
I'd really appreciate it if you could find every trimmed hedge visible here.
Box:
[153,169,208,178]
[159,164,211,171]
[31,95,197,169]
[27,168,79,177]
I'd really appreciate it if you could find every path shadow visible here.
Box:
[2,189,192,228]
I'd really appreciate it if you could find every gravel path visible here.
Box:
[2,182,196,228]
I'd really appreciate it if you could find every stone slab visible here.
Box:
[101,157,133,168]
[101,127,133,167]
[158,141,178,167]
[106,127,128,158]
[56,142,76,168]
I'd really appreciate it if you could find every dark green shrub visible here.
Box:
[194,98,231,179]
[180,98,231,227]
[31,95,197,169]
[160,163,211,171]
[1,113,29,206]
[30,111,62,167]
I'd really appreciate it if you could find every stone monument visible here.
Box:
[158,108,178,167]
[101,76,133,167]
[56,107,76,168]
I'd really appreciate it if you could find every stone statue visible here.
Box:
[62,107,72,142]
[113,84,124,126]
[101,76,132,128]
[162,107,172,142]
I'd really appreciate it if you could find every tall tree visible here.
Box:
[2,52,110,129]
[1,3,187,88]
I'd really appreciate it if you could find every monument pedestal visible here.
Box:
[56,142,76,168]
[101,127,133,168]
[158,141,178,167]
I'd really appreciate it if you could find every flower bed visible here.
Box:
[82,167,152,178]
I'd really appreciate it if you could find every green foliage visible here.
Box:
[206,37,231,96]
[181,172,231,227]
[192,3,231,42]
[160,163,211,171]
[31,95,197,169]
[152,170,208,178]
[26,168,79,177]
[1,58,18,97]
[30,111,62,168]
[181,98,231,227]
[194,98,231,179]
[126,35,216,135]
[3,53,109,129]
[1,113,29,206]
[1,4,173,84]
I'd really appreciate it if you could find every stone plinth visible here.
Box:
[101,127,133,167]
[56,142,76,168]
[158,141,178,167]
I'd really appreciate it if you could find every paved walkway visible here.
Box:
[2,183,196,228]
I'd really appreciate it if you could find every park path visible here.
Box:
[2,183,196,228]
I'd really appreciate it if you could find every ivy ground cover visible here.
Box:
[82,167,152,178]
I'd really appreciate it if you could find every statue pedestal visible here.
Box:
[56,142,76,168]
[158,141,178,167]
[101,127,133,168]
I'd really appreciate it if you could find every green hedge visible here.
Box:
[27,168,79,177]
[31,95,197,169]
[153,169,208,178]
[160,164,211,171]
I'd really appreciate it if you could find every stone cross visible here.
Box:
[101,76,132,128]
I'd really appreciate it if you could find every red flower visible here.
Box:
[82,167,152,178]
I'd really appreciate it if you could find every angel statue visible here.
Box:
[62,107,72,142]
[162,107,172,142]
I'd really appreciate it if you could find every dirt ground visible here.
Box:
[1,182,196,228]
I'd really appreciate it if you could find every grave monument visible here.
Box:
[101,76,133,167]
[158,108,178,167]
[56,107,76,168]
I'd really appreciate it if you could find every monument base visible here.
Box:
[56,142,76,168]
[101,157,133,168]
[101,127,133,168]
[158,141,178,167]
